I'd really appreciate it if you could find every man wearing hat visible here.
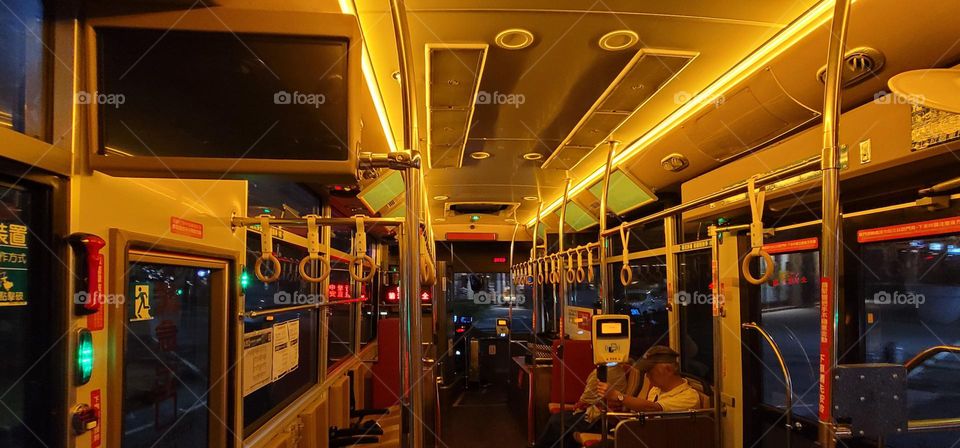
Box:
[597,345,699,412]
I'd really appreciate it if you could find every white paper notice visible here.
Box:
[272,322,291,381]
[286,319,300,374]
[241,329,272,396]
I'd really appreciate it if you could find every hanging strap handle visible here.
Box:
[565,250,577,283]
[741,176,774,285]
[575,247,586,283]
[549,254,560,284]
[587,246,595,283]
[419,229,437,286]
[619,226,633,286]
[298,215,331,283]
[537,259,545,285]
[254,215,282,283]
[349,217,377,283]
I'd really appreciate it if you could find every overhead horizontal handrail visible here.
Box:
[600,155,821,238]
[243,298,367,318]
[232,216,404,229]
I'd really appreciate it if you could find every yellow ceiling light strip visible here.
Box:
[527,0,836,226]
[341,0,398,153]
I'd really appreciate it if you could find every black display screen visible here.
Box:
[96,27,349,161]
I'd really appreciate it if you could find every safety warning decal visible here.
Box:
[857,216,960,243]
[130,283,153,322]
[764,237,819,254]
[0,221,29,306]
[170,217,203,239]
[819,277,833,422]
[91,389,102,448]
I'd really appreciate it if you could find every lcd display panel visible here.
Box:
[600,322,623,335]
[96,27,349,161]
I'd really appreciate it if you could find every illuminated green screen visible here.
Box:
[554,201,597,231]
[588,171,654,214]
[357,170,405,212]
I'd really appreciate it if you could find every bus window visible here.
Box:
[677,250,714,382]
[758,250,821,420]
[327,260,356,367]
[0,0,46,138]
[861,235,960,447]
[450,272,531,334]
[242,232,319,432]
[610,257,669,358]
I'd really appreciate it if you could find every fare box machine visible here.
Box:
[592,315,631,381]
[495,318,510,337]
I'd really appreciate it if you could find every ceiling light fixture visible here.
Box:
[433,195,449,201]
[527,0,839,226]
[522,152,543,161]
[495,29,535,50]
[470,151,491,160]
[599,30,639,51]
[523,196,539,201]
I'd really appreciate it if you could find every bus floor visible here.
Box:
[443,383,527,448]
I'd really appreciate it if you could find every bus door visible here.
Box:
[845,198,960,447]
[675,239,715,384]
[0,176,64,448]
[741,225,822,448]
[115,246,230,448]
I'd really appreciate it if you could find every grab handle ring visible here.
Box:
[587,247,595,283]
[575,247,586,283]
[549,255,560,284]
[619,226,633,286]
[298,215,331,283]
[254,214,282,283]
[537,260,545,285]
[565,251,577,283]
[349,217,377,283]
[525,262,535,286]
[742,176,774,285]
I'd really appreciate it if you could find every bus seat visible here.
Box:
[548,339,595,411]
[371,318,402,409]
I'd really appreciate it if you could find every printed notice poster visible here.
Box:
[272,321,291,381]
[242,329,272,396]
[286,319,300,374]
[0,221,29,306]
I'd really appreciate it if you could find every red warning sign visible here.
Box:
[857,216,960,243]
[170,217,204,239]
[91,389,102,448]
[818,277,833,422]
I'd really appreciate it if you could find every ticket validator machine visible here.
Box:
[591,314,631,381]
[495,318,510,337]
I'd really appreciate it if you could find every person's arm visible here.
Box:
[596,382,662,412]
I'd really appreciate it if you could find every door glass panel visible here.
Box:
[123,262,212,447]
[609,257,669,358]
[758,251,820,420]
[861,235,960,447]
[677,250,714,382]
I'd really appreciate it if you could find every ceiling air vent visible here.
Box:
[444,201,519,218]
[426,44,488,169]
[542,49,695,170]
[660,153,689,172]
[816,46,885,88]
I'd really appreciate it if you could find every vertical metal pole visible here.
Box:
[598,140,618,445]
[319,204,332,382]
[598,140,618,314]
[508,222,519,331]
[708,226,724,448]
[819,1,851,447]
[664,215,681,352]
[401,165,425,448]
[531,204,543,334]
[557,178,571,448]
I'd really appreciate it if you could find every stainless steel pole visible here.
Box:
[402,165,425,448]
[557,177,571,448]
[818,1,852,447]
[598,140,619,314]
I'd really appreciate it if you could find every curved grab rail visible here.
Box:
[742,322,796,447]
[904,345,960,433]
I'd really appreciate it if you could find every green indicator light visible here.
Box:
[240,270,251,290]
[263,208,272,214]
[176,288,184,296]
[76,329,94,385]
[470,215,480,222]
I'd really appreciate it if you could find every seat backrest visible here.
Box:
[371,318,402,409]
[549,339,595,404]
[681,374,713,409]
[614,411,716,448]
[328,374,351,429]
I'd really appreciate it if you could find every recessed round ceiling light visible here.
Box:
[505,218,516,223]
[523,196,538,201]
[522,152,543,161]
[433,195,449,201]
[599,30,639,51]
[434,217,446,222]
[495,29,535,50]
[470,151,491,160]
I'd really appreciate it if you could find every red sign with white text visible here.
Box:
[857,216,960,243]
[819,277,833,421]
[764,237,819,254]
[91,389,102,448]
[170,217,204,239]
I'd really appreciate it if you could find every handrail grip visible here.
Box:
[742,322,795,447]
[908,417,960,433]
[904,345,960,371]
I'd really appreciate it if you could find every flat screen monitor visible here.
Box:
[84,9,361,182]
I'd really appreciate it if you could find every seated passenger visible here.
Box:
[533,362,636,448]
[597,345,700,413]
